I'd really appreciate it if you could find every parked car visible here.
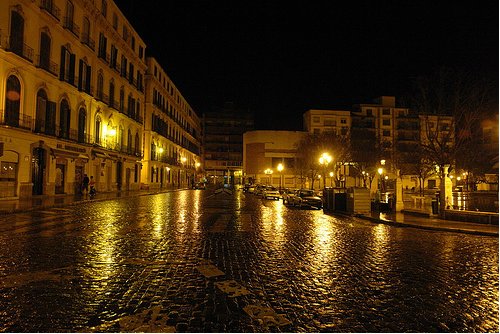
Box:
[281,188,296,205]
[263,187,280,200]
[288,189,323,209]
[193,182,206,190]
[254,185,267,197]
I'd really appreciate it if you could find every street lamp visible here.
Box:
[378,167,384,200]
[277,163,284,191]
[319,152,332,189]
[329,171,334,187]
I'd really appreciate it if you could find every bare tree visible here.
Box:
[408,67,497,213]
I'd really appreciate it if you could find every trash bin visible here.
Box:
[431,200,439,214]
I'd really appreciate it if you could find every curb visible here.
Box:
[357,214,499,237]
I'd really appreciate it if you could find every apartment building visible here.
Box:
[143,57,202,190]
[0,0,200,199]
[303,109,351,135]
[202,103,254,186]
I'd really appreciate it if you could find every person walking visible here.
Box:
[82,174,90,195]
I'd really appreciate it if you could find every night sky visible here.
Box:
[114,0,498,130]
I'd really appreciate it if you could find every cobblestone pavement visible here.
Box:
[0,189,498,332]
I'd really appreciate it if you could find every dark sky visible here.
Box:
[114,0,498,130]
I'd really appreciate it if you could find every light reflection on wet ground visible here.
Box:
[0,190,497,332]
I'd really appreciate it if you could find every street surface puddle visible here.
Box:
[196,264,225,278]
[215,280,251,297]
[243,304,291,327]
[122,258,171,266]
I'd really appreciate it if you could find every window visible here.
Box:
[39,32,51,72]
[120,55,127,77]
[95,115,102,144]
[382,119,391,126]
[340,119,347,124]
[0,162,17,181]
[110,45,118,69]
[35,89,56,135]
[382,108,390,115]
[127,129,132,154]
[78,59,91,93]
[131,36,135,51]
[101,0,107,17]
[366,109,372,116]
[112,13,118,30]
[96,72,104,100]
[139,46,144,59]
[135,133,140,155]
[59,46,75,84]
[123,25,129,41]
[64,1,75,32]
[109,80,115,107]
[383,130,391,137]
[119,87,125,112]
[77,108,86,143]
[59,99,70,139]
[98,33,107,60]
[82,17,91,45]
[5,75,21,127]
[9,11,25,58]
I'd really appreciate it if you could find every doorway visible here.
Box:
[32,147,45,195]
[55,163,65,194]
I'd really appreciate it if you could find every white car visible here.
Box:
[263,187,281,200]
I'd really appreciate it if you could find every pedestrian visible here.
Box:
[89,176,96,196]
[82,174,89,195]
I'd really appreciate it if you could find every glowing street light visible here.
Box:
[329,171,334,187]
[318,152,332,189]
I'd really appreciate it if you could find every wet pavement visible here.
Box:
[0,189,498,332]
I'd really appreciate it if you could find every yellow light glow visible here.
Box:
[158,147,164,154]
[277,163,284,172]
[378,168,383,175]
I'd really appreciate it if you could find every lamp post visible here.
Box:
[277,163,284,191]
[318,152,332,189]
[329,171,334,187]
[377,167,384,201]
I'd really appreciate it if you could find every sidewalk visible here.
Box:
[0,188,185,214]
[357,211,498,237]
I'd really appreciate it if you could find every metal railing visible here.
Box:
[39,0,61,21]
[0,112,33,130]
[63,16,80,37]
[36,55,58,76]
[81,33,95,50]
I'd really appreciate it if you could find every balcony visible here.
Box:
[39,0,61,21]
[36,55,58,76]
[0,112,32,130]
[3,36,34,63]
[80,33,95,50]
[63,17,80,37]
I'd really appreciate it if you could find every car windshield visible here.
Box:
[299,190,315,197]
